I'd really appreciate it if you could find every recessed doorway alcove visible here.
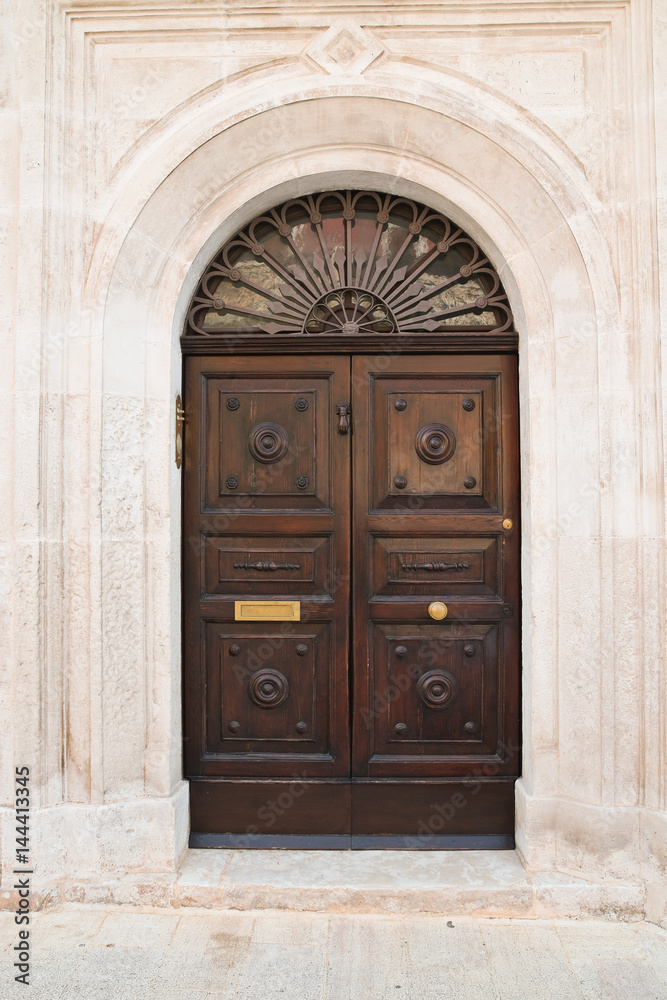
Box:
[74,83,657,900]
[181,189,520,848]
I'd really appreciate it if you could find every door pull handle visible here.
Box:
[175,395,185,468]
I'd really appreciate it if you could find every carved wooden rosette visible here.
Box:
[416,670,458,711]
[247,669,290,710]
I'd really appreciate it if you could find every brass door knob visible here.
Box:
[428,601,448,620]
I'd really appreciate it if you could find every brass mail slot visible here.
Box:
[234,600,301,622]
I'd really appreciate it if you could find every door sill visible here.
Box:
[189,832,515,850]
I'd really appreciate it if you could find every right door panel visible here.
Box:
[352,355,520,779]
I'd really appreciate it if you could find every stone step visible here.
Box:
[49,850,646,919]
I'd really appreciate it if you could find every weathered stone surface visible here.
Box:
[0,908,666,1000]
[1,1,665,907]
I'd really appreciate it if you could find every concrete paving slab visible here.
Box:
[481,921,585,999]
[58,944,166,1000]
[250,912,329,945]
[235,941,327,1000]
[0,909,665,1000]
[324,915,414,999]
[93,911,179,949]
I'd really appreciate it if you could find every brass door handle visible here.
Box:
[428,601,448,620]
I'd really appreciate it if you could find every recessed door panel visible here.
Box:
[370,623,500,770]
[204,378,331,511]
[203,535,333,597]
[369,376,501,511]
[205,623,331,760]
[371,535,501,599]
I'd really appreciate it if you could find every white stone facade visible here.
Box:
[1,1,666,918]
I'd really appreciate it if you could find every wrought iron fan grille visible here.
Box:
[186,191,514,337]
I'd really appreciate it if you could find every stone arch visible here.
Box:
[86,88,638,875]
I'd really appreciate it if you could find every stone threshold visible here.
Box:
[3,850,646,919]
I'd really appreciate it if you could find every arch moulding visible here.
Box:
[74,87,662,889]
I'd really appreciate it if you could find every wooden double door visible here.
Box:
[183,353,520,847]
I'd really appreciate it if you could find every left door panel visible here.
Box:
[183,356,351,796]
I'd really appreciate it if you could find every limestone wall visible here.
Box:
[1,0,665,911]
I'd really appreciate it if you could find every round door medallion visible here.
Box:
[416,670,457,710]
[248,422,289,464]
[415,423,456,465]
[247,668,289,709]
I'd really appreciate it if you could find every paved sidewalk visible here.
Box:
[1,908,666,999]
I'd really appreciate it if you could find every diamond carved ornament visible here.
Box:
[305,19,385,75]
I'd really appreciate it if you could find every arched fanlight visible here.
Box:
[187,190,513,336]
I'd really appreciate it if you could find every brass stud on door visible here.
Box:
[228,721,240,733]
[296,721,307,734]
[503,518,513,530]
[394,476,407,489]
[394,723,407,735]
[464,477,476,489]
[395,398,407,411]
[428,601,448,620]
[462,398,475,411]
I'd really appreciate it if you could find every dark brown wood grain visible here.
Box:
[183,351,520,841]
[351,355,521,781]
[182,355,351,783]
[351,780,516,836]
[190,779,352,835]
